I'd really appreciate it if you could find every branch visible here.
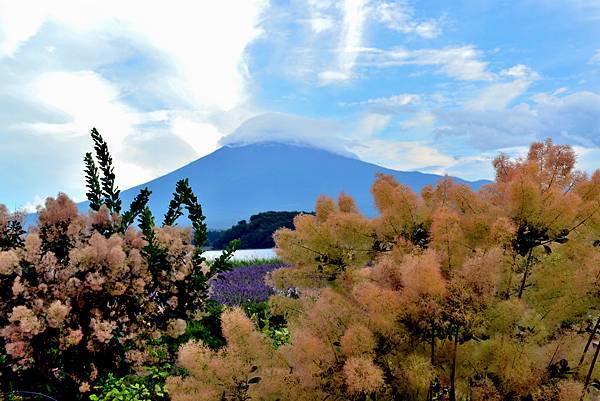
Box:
[90,128,121,214]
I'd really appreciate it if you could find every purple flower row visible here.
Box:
[208,264,287,306]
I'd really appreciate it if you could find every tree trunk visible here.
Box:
[504,254,518,300]
[450,329,459,401]
[517,248,534,299]
[504,270,513,300]
[578,316,600,370]
[428,331,435,401]
[581,337,600,401]
[431,330,436,364]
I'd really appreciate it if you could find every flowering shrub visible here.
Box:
[168,139,600,401]
[208,264,286,306]
[0,128,236,399]
[166,308,290,401]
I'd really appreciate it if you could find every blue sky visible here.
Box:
[0,0,599,211]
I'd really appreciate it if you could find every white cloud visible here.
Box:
[0,0,268,110]
[439,157,495,181]
[281,1,482,87]
[19,71,139,150]
[352,139,504,181]
[359,46,495,81]
[124,0,267,111]
[340,94,421,108]
[553,87,568,96]
[399,111,435,130]
[355,113,392,136]
[590,49,600,64]
[220,112,357,157]
[351,139,456,171]
[374,1,443,39]
[0,0,268,196]
[467,64,540,110]
[410,47,495,81]
[171,117,224,158]
[436,91,600,150]
[10,70,166,190]
[305,0,338,33]
[18,194,45,213]
[339,0,368,75]
[296,0,454,86]
[318,0,368,85]
[318,70,352,85]
[574,146,600,174]
[499,64,540,80]
[309,16,335,33]
[0,0,47,56]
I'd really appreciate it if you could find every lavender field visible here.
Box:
[208,263,287,306]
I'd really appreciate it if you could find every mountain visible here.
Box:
[115,142,491,229]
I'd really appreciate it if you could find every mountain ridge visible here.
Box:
[24,142,492,229]
[116,142,491,229]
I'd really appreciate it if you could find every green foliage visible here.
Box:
[85,129,151,235]
[84,152,103,212]
[0,219,25,251]
[243,302,290,349]
[205,230,223,248]
[221,257,282,269]
[89,365,171,401]
[162,178,213,264]
[137,206,163,275]
[161,179,240,307]
[181,301,226,350]
[261,323,290,349]
[89,128,121,214]
[211,211,309,249]
[234,366,262,401]
[120,188,151,232]
[209,238,240,273]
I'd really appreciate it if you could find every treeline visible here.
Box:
[207,211,310,249]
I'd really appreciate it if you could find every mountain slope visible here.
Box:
[118,142,491,229]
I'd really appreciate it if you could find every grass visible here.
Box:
[225,257,283,268]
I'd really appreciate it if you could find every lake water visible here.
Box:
[203,248,278,261]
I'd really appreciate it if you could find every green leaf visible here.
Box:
[120,187,152,231]
[84,152,103,211]
[90,127,122,214]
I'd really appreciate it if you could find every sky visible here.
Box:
[0,0,599,211]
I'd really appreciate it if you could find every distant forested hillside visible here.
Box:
[208,210,310,249]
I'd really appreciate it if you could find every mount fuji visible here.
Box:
[115,142,491,229]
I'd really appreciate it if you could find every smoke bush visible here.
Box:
[0,197,208,395]
[167,139,600,401]
[0,128,235,399]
